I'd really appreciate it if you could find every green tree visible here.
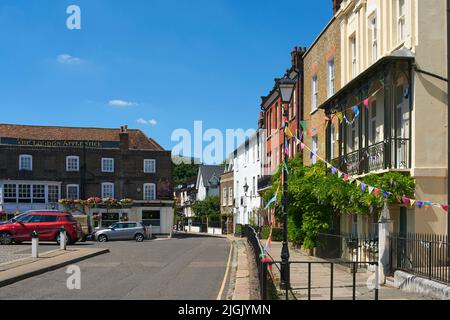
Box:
[173,162,200,186]
[263,156,415,249]
[192,196,220,220]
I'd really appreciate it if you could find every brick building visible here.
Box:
[302,14,341,166]
[258,47,306,192]
[0,124,174,234]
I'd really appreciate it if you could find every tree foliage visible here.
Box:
[173,162,200,186]
[263,156,415,249]
[192,196,220,219]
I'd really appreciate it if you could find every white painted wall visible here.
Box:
[233,129,265,227]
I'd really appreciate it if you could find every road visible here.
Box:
[0,233,231,300]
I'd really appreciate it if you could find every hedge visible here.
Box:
[260,226,283,242]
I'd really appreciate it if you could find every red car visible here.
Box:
[0,211,83,245]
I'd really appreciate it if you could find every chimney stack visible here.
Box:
[291,46,307,70]
[119,125,129,150]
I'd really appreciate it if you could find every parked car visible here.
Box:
[93,222,148,242]
[0,211,83,245]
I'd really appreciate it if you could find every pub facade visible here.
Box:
[0,124,174,235]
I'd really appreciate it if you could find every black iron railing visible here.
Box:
[257,175,272,192]
[390,233,450,284]
[331,138,410,175]
[316,233,379,269]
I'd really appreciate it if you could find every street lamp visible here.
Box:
[277,77,296,292]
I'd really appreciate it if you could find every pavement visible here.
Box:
[230,237,251,300]
[266,241,434,300]
[0,233,231,300]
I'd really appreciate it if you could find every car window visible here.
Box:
[28,215,43,223]
[42,215,59,223]
[127,223,137,228]
[64,215,78,223]
[15,214,29,222]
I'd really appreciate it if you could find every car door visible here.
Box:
[38,215,59,241]
[124,223,138,240]
[108,223,126,240]
[14,215,41,241]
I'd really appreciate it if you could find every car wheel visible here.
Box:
[97,234,108,242]
[0,232,13,245]
[56,233,72,246]
[135,233,145,242]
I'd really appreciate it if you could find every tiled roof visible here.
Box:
[0,124,164,151]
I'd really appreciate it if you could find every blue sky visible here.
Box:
[0,0,332,154]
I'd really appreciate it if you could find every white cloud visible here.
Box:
[109,99,138,107]
[57,53,83,64]
[136,118,157,126]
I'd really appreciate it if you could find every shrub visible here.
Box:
[260,226,283,241]
[234,224,244,237]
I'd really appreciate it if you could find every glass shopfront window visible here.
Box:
[142,210,161,227]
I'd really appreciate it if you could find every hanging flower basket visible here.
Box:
[119,198,134,208]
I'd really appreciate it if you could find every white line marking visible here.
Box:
[216,241,233,300]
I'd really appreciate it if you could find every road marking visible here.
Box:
[216,242,233,300]
[187,261,225,268]
[140,262,168,268]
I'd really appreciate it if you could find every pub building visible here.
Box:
[0,124,174,235]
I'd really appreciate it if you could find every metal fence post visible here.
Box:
[352,262,357,300]
[428,241,433,280]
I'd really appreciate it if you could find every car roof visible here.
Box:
[26,211,69,216]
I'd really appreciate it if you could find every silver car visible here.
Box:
[94,222,148,242]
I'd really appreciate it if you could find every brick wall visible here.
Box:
[303,18,341,166]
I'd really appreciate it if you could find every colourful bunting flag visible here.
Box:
[265,195,277,209]
[423,201,431,209]
[284,162,289,175]
[441,205,449,213]
[417,201,423,209]
[285,126,294,139]
[374,188,380,197]
[382,191,389,199]
[368,186,374,195]
[331,167,337,175]
[310,151,314,160]
[361,183,367,191]
[299,121,308,131]
[402,196,410,206]
[356,180,362,187]
[364,98,369,109]
[336,112,343,124]
[352,106,360,118]
[410,199,416,207]
[300,142,305,151]
[344,174,349,181]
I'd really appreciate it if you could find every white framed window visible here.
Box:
[369,100,378,145]
[19,155,33,171]
[312,76,318,111]
[312,136,318,164]
[143,183,156,201]
[101,158,114,173]
[398,0,406,43]
[228,187,233,206]
[3,184,17,203]
[327,60,335,98]
[32,185,45,203]
[144,159,156,173]
[66,184,79,200]
[66,156,80,172]
[48,185,60,203]
[330,124,336,160]
[101,182,115,199]
[350,36,357,77]
[371,17,378,62]
[223,188,227,206]
[252,176,256,196]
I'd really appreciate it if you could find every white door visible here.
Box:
[395,84,409,168]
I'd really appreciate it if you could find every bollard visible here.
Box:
[60,227,67,250]
[31,231,39,258]
[149,225,153,240]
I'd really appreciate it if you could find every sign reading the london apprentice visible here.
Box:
[0,137,119,149]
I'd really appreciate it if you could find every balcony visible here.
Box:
[332,138,410,176]
[257,175,272,193]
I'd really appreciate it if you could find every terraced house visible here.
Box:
[0,124,174,235]
[321,0,447,235]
